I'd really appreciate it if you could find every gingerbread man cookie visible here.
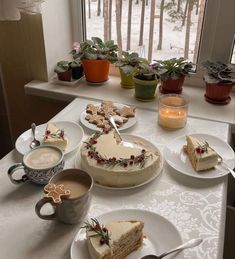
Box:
[44,183,71,204]
[98,106,117,118]
[86,104,99,115]
[116,106,136,118]
[101,100,114,108]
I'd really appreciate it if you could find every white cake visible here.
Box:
[86,220,144,259]
[80,130,161,187]
[185,135,218,171]
[43,123,68,151]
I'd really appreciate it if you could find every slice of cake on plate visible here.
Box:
[185,135,218,171]
[84,218,144,259]
[43,123,68,151]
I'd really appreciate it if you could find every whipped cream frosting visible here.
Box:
[80,130,161,187]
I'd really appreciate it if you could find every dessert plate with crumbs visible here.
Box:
[15,121,84,156]
[70,209,182,259]
[163,133,235,179]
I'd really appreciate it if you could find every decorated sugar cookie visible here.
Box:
[44,183,71,204]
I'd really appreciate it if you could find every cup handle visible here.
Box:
[35,198,57,220]
[8,163,29,184]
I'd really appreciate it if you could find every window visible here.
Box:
[84,0,206,64]
[75,0,235,86]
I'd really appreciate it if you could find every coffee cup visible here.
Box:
[8,146,64,185]
[35,169,93,224]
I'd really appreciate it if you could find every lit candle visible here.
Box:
[158,108,187,129]
[158,94,189,129]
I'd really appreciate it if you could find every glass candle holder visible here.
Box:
[158,94,189,129]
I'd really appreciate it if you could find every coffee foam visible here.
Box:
[25,147,61,169]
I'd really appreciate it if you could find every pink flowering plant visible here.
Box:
[70,42,82,67]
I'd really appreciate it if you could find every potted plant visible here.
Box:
[155,58,193,94]
[133,63,159,101]
[76,37,118,83]
[202,61,235,104]
[70,60,84,80]
[54,61,72,82]
[115,51,147,89]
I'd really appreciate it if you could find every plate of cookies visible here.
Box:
[80,101,137,131]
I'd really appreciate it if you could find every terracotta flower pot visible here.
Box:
[57,69,72,82]
[119,67,135,89]
[205,83,234,104]
[82,59,110,83]
[160,75,185,94]
[133,77,158,101]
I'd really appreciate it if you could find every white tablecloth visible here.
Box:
[0,97,230,259]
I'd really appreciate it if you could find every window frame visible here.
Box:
[73,0,235,87]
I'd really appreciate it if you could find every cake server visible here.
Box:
[108,115,134,148]
[29,123,40,149]
[140,238,202,259]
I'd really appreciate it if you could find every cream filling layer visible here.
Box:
[87,221,144,259]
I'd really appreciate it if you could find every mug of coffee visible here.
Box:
[35,169,93,224]
[8,146,64,185]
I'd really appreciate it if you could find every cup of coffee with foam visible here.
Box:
[8,146,64,185]
[35,169,93,224]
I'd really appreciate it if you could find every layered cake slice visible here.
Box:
[84,218,144,259]
[43,123,68,151]
[185,135,218,171]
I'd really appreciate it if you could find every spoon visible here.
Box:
[108,115,134,148]
[141,238,203,259]
[29,123,40,149]
[217,154,235,178]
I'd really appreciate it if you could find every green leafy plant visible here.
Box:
[155,57,193,81]
[74,37,118,63]
[134,63,159,81]
[54,61,70,73]
[115,51,147,75]
[202,60,235,84]
[70,59,82,68]
[82,218,111,246]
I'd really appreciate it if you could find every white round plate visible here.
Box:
[80,103,137,131]
[74,134,163,190]
[163,133,235,179]
[15,121,84,156]
[70,209,182,259]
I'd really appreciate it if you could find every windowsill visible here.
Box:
[24,75,235,126]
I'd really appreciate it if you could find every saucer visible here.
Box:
[204,94,231,105]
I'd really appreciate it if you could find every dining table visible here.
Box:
[0,96,233,259]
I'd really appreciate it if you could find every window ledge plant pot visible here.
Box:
[160,75,185,94]
[72,66,84,80]
[57,69,72,82]
[205,82,234,104]
[119,67,134,89]
[82,59,110,83]
[133,77,158,101]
